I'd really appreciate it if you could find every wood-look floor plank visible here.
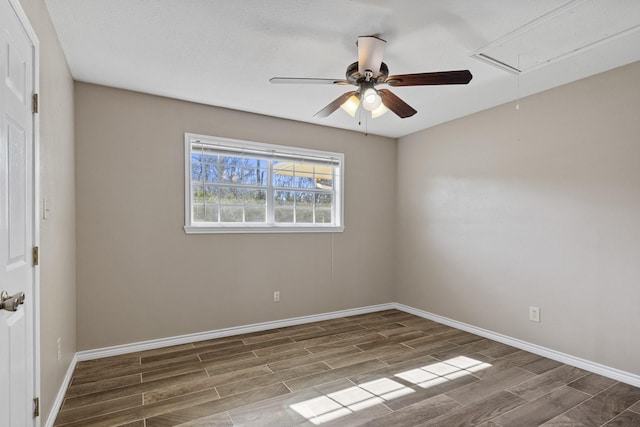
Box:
[251,335,338,356]
[74,355,141,373]
[603,410,640,426]
[561,382,640,426]
[382,374,479,412]
[380,322,444,337]
[520,357,564,375]
[117,420,145,427]
[471,350,541,380]
[228,380,346,426]
[446,367,537,405]
[72,354,202,385]
[145,382,290,426]
[540,414,590,426]
[198,337,294,361]
[305,332,384,353]
[285,359,388,392]
[53,310,640,427]
[568,372,618,396]
[508,365,588,401]
[175,411,234,426]
[217,361,331,397]
[141,340,246,364]
[290,324,367,342]
[479,341,521,359]
[65,373,142,398]
[142,363,276,404]
[267,345,361,372]
[240,325,325,345]
[419,390,526,426]
[324,343,407,369]
[64,370,207,410]
[56,384,223,426]
[357,330,427,351]
[379,341,459,364]
[55,394,143,425]
[493,386,590,427]
[365,394,460,427]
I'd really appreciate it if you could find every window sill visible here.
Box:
[184,225,345,234]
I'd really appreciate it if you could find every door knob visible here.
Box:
[0,290,25,312]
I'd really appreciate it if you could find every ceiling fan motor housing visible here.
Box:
[346,61,389,86]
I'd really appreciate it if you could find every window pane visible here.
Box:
[274,191,294,206]
[193,204,205,221]
[192,184,204,203]
[296,208,313,223]
[204,185,218,203]
[220,188,243,205]
[275,207,294,223]
[245,189,266,205]
[191,162,203,181]
[220,156,243,183]
[315,173,333,189]
[241,167,266,185]
[315,208,332,223]
[243,158,258,167]
[245,206,265,222]
[201,153,217,163]
[315,192,332,208]
[220,206,243,222]
[296,191,314,207]
[293,176,315,188]
[203,164,218,182]
[204,205,218,222]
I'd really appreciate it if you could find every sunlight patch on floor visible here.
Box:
[289,377,414,425]
[395,356,492,389]
[289,356,491,425]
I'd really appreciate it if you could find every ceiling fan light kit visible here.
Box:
[361,88,382,111]
[339,94,360,117]
[270,35,473,121]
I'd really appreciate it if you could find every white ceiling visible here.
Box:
[44,0,640,138]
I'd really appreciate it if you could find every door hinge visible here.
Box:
[32,93,39,113]
[33,397,39,418]
[32,246,39,266]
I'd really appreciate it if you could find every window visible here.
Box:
[184,133,344,233]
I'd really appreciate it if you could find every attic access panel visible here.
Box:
[471,0,640,74]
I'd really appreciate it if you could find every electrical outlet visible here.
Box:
[273,291,280,302]
[529,306,540,323]
[57,337,62,361]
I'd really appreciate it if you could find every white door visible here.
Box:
[0,0,37,425]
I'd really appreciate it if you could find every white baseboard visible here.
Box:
[51,301,639,427]
[76,303,395,361]
[393,302,640,388]
[44,353,78,427]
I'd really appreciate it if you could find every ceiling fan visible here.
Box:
[270,36,473,119]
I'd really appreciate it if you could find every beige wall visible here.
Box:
[19,0,76,421]
[396,61,640,375]
[74,83,396,350]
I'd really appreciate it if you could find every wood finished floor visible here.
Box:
[54,310,640,426]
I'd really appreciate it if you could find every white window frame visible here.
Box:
[184,133,345,234]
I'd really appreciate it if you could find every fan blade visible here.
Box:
[357,36,386,76]
[270,77,351,85]
[314,91,357,118]
[386,70,472,86]
[378,89,417,118]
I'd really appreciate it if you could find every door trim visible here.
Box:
[8,0,40,424]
